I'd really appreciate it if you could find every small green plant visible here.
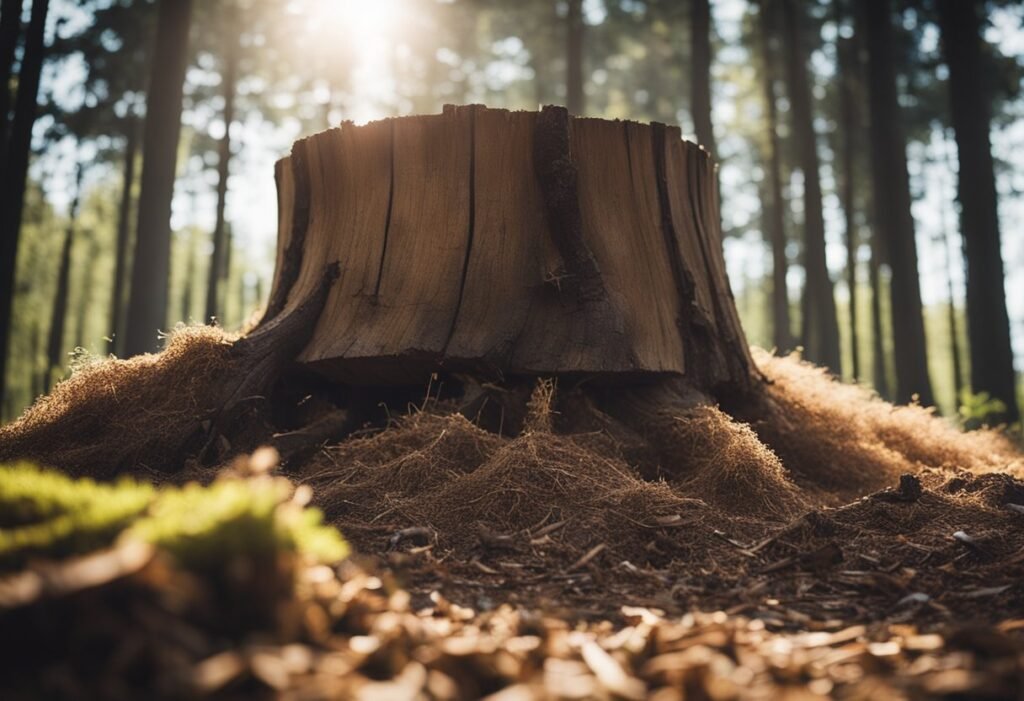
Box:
[0,462,348,573]
[958,389,1009,430]
[0,463,154,569]
[128,478,348,570]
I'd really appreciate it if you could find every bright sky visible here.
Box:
[32,0,1024,368]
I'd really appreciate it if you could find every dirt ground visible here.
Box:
[2,336,1024,699]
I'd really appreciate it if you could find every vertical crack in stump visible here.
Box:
[533,105,629,361]
[260,137,312,324]
[372,119,396,299]
[686,146,753,391]
[444,104,481,352]
[263,106,749,384]
[652,121,702,378]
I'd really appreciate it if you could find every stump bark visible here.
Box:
[263,105,752,395]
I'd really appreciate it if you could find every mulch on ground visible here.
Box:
[2,334,1024,698]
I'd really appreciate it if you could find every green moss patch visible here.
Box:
[0,462,348,573]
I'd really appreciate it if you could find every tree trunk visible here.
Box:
[0,0,47,405]
[851,11,890,401]
[263,106,753,394]
[0,0,23,150]
[939,194,964,407]
[868,208,890,400]
[861,0,934,407]
[223,228,233,322]
[30,320,41,400]
[74,231,99,349]
[181,230,196,323]
[565,0,584,115]
[46,163,84,391]
[757,0,792,353]
[108,117,140,356]
[937,0,1019,423]
[939,136,964,406]
[690,0,717,160]
[836,29,860,382]
[123,0,193,357]
[205,27,239,324]
[778,0,841,374]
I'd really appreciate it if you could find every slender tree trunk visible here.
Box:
[939,193,964,406]
[47,229,72,391]
[946,284,963,404]
[778,0,841,373]
[46,163,84,390]
[182,230,196,322]
[529,4,558,109]
[939,134,964,405]
[937,0,1019,423]
[836,32,860,381]
[861,0,934,407]
[848,2,889,400]
[30,319,41,400]
[757,0,792,353]
[530,52,545,108]
[205,33,238,323]
[690,0,717,160]
[0,0,23,150]
[74,232,99,349]
[566,0,584,115]
[868,225,890,399]
[123,0,193,357]
[0,0,48,404]
[108,117,140,356]
[223,225,233,319]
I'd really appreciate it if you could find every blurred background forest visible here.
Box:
[0,0,1021,427]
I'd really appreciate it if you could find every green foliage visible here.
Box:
[0,463,154,569]
[0,464,348,573]
[128,478,348,571]
[959,389,1010,430]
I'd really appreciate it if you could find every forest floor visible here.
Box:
[2,332,1024,699]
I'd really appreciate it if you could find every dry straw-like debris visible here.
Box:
[3,551,1022,700]
[2,341,1024,697]
[0,326,236,477]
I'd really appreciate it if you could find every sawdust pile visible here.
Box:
[2,338,1023,625]
[642,403,809,518]
[744,348,1023,503]
[0,326,236,478]
[3,339,1024,698]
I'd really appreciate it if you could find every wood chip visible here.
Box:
[566,544,606,573]
[580,639,646,700]
[193,651,245,693]
[961,584,1011,599]
[531,519,568,538]
[250,651,291,690]
[471,558,501,575]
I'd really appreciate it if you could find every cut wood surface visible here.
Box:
[264,105,752,391]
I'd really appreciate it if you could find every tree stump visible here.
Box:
[263,105,752,395]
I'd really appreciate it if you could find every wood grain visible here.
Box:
[263,106,753,391]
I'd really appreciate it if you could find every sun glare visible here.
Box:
[297,0,407,123]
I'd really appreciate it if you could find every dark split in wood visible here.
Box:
[255,105,754,425]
